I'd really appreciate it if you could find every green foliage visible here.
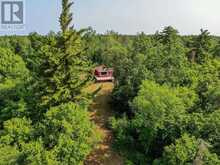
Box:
[0,145,21,165]
[194,59,220,113]
[131,81,186,156]
[0,48,29,81]
[0,48,30,124]
[158,134,220,165]
[132,32,153,54]
[42,103,99,150]
[174,87,198,110]
[158,26,182,47]
[112,67,219,164]
[38,0,92,107]
[0,103,99,164]
[213,40,220,57]
[41,103,99,164]
[0,11,219,164]
[193,29,214,63]
[93,26,220,164]
[111,81,190,163]
[132,81,185,132]
[59,0,73,34]
[205,82,220,112]
[0,1,99,164]
[159,134,199,165]
[0,118,33,145]
[111,27,196,116]
[202,110,220,154]
[195,29,212,52]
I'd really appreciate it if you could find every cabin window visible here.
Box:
[101,72,108,76]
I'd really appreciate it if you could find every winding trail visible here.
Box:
[84,82,124,165]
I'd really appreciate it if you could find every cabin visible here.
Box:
[94,65,114,82]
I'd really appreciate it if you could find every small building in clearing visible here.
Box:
[94,65,114,82]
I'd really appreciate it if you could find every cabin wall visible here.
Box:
[95,70,113,77]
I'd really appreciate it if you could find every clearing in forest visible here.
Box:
[84,82,124,165]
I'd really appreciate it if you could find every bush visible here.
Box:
[42,102,100,164]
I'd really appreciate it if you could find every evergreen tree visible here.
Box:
[39,0,91,106]
[193,29,213,63]
[59,0,74,34]
[158,26,181,47]
[195,29,212,52]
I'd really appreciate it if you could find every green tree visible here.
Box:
[39,0,91,107]
[41,103,99,164]
[158,134,220,165]
[0,118,33,146]
[195,29,212,52]
[194,59,220,113]
[112,81,188,164]
[0,48,29,82]
[213,39,220,58]
[0,48,30,123]
[0,145,21,165]
[193,29,213,63]
[131,81,186,153]
[132,32,153,54]
[0,1,99,164]
[202,110,220,154]
[159,134,199,165]
[158,26,183,51]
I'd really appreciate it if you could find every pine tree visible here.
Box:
[193,29,212,63]
[39,0,91,107]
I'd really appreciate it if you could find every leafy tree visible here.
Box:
[0,37,13,50]
[0,48,30,123]
[41,102,99,164]
[158,134,199,165]
[202,110,220,154]
[0,118,33,146]
[213,39,220,58]
[157,134,220,165]
[112,52,153,115]
[204,82,220,112]
[19,140,57,165]
[132,32,153,54]
[194,59,220,113]
[0,103,99,164]
[26,32,46,73]
[0,145,21,165]
[0,140,58,165]
[131,81,186,153]
[0,48,29,82]
[112,81,188,163]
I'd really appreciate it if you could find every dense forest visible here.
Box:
[88,28,220,164]
[0,0,220,164]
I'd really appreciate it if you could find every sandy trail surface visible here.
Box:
[84,83,124,165]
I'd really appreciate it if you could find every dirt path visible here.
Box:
[84,82,124,165]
